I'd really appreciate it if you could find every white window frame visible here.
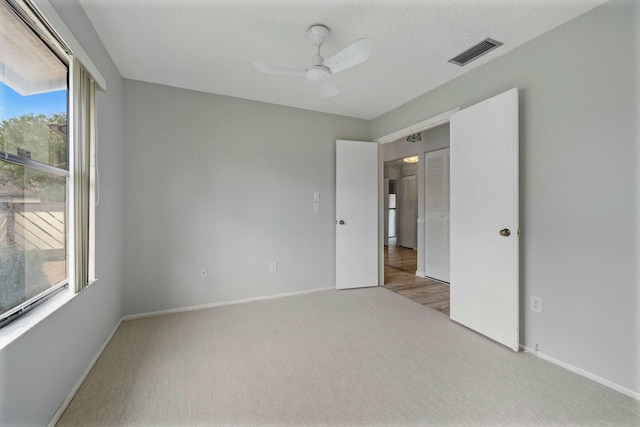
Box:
[0,0,104,343]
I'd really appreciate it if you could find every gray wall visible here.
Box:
[423,125,450,154]
[0,0,124,425]
[372,0,639,394]
[122,81,369,315]
[1,2,637,426]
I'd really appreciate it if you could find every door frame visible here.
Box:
[374,108,460,285]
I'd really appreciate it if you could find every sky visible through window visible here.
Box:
[0,81,67,120]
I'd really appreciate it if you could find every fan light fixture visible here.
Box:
[403,155,419,164]
[253,25,372,99]
[305,66,331,84]
[406,133,422,143]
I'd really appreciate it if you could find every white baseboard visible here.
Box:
[520,345,639,401]
[47,317,123,427]
[122,287,335,321]
[416,271,450,286]
[44,291,639,427]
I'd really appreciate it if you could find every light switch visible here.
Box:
[313,192,320,202]
[313,202,320,213]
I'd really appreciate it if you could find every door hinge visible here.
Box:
[517,228,521,237]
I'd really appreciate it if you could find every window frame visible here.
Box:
[0,0,99,329]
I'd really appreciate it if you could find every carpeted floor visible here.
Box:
[57,287,639,426]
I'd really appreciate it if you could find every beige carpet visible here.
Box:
[57,287,639,426]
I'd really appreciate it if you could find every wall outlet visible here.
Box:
[313,202,320,213]
[530,296,542,313]
[200,268,207,279]
[269,261,277,273]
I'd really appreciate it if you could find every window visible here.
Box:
[0,0,96,327]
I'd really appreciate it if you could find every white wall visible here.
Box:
[372,0,639,394]
[0,1,124,425]
[122,81,369,315]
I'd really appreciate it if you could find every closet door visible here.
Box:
[383,178,389,245]
[399,175,417,249]
[424,149,450,282]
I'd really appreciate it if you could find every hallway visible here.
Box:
[384,245,450,315]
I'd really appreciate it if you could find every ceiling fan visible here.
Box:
[254,25,372,99]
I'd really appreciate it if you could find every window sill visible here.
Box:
[0,288,76,351]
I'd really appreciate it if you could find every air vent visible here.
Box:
[449,38,503,66]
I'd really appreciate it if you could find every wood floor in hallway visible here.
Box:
[384,245,450,316]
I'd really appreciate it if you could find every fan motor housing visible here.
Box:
[305,66,331,84]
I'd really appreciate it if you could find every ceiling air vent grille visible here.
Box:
[449,38,503,66]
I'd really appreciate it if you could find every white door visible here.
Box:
[450,88,519,351]
[383,178,390,245]
[399,175,417,249]
[336,140,379,289]
[425,149,450,283]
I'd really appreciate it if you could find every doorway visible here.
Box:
[375,90,520,350]
[381,131,451,316]
[338,91,519,350]
[383,158,417,250]
[384,245,450,315]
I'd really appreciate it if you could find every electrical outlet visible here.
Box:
[200,268,207,279]
[313,202,320,213]
[269,261,277,273]
[530,296,542,313]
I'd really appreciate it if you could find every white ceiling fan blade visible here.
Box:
[314,80,340,99]
[323,38,372,74]
[253,62,305,76]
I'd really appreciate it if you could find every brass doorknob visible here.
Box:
[499,228,511,237]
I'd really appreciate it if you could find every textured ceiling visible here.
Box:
[78,0,608,120]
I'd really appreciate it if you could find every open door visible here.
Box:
[336,140,378,289]
[450,89,519,351]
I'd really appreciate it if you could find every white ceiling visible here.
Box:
[78,0,608,120]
